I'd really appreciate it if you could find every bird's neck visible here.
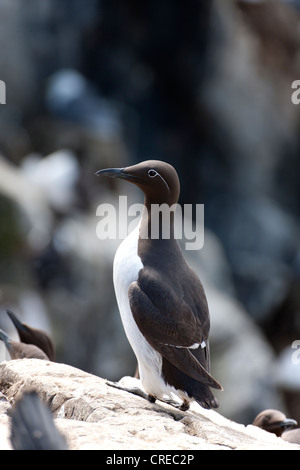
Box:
[139,198,176,241]
[137,198,184,273]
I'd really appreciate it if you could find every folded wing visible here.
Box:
[128,270,222,390]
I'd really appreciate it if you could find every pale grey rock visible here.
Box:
[0,359,298,450]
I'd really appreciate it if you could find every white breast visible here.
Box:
[113,223,143,339]
[113,223,168,399]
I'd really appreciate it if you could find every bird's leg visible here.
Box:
[179,399,190,411]
[106,381,190,411]
[106,380,156,403]
[159,398,190,411]
[147,394,156,403]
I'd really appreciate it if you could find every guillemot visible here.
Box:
[0,328,49,360]
[253,409,299,444]
[5,309,55,361]
[96,160,222,410]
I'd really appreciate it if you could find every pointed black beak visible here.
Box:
[280,418,298,430]
[95,167,125,178]
[0,328,10,346]
[6,309,27,333]
[95,167,139,182]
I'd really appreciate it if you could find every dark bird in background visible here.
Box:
[10,391,68,450]
[253,409,300,444]
[5,309,55,361]
[0,328,49,360]
[97,160,222,411]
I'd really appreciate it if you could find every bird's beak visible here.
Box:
[280,418,298,430]
[96,167,138,182]
[96,167,125,178]
[6,309,27,333]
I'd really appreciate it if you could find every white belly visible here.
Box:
[113,223,172,400]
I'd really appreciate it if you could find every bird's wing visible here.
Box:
[128,273,221,390]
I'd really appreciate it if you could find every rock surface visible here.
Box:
[0,359,298,450]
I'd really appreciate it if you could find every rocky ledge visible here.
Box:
[0,359,298,450]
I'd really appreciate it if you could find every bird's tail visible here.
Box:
[194,383,220,410]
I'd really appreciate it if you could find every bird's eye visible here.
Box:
[148,169,157,178]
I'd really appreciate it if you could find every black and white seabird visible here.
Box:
[253,409,298,442]
[96,160,222,410]
[5,309,55,361]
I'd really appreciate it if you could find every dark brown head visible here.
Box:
[6,310,55,361]
[96,160,180,206]
[253,409,298,437]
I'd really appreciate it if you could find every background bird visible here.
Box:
[0,328,49,360]
[5,309,55,361]
[252,409,299,444]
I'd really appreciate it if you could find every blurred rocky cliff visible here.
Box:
[0,0,300,427]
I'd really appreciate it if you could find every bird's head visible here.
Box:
[96,160,180,205]
[253,409,298,437]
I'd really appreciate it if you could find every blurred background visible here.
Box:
[0,0,299,426]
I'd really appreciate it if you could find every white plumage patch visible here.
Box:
[165,342,200,349]
[113,223,167,399]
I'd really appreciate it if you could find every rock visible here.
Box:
[20,149,80,213]
[0,359,298,450]
[0,155,53,251]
